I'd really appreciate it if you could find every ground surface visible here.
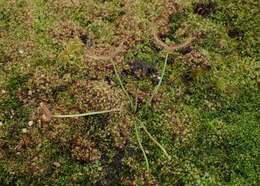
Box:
[0,0,259,185]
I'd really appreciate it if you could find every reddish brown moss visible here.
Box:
[71,136,101,162]
[108,117,133,149]
[49,21,86,44]
[70,80,126,112]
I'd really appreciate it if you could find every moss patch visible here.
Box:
[0,0,259,185]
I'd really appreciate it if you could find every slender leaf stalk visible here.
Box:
[111,60,134,110]
[147,54,169,106]
[135,124,150,172]
[141,124,171,160]
[52,108,120,118]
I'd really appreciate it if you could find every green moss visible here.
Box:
[0,0,259,185]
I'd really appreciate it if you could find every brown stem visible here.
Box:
[153,31,194,52]
[85,39,126,61]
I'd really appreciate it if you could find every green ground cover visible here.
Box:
[0,0,259,185]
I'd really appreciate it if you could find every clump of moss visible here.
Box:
[108,117,133,149]
[71,136,101,162]
[50,0,81,8]
[24,68,64,103]
[177,50,211,69]
[0,139,5,160]
[193,1,217,17]
[0,126,54,179]
[46,122,73,150]
[70,80,126,112]
[49,21,86,44]
[175,50,211,82]
[131,172,159,186]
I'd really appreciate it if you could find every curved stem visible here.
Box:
[111,60,134,110]
[85,38,126,61]
[141,124,171,160]
[135,124,150,172]
[153,32,194,52]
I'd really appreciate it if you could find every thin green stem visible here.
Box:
[111,60,134,110]
[52,108,120,118]
[141,124,171,160]
[147,54,169,106]
[133,95,138,113]
[135,124,150,172]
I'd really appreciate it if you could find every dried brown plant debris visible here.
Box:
[194,1,217,17]
[14,135,32,152]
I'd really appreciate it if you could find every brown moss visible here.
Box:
[49,21,86,44]
[154,0,179,33]
[108,117,133,149]
[83,41,127,79]
[71,136,101,162]
[0,39,37,75]
[0,139,6,159]
[6,154,50,178]
[21,68,65,104]
[131,172,159,186]
[46,122,73,150]
[50,0,81,8]
[70,80,126,112]
[193,1,217,17]
[26,155,51,177]
[163,109,196,144]
[2,127,53,177]
[13,127,43,153]
[2,0,34,29]
[179,50,210,68]
[125,82,158,106]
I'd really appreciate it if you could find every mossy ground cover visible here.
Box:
[0,0,259,185]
